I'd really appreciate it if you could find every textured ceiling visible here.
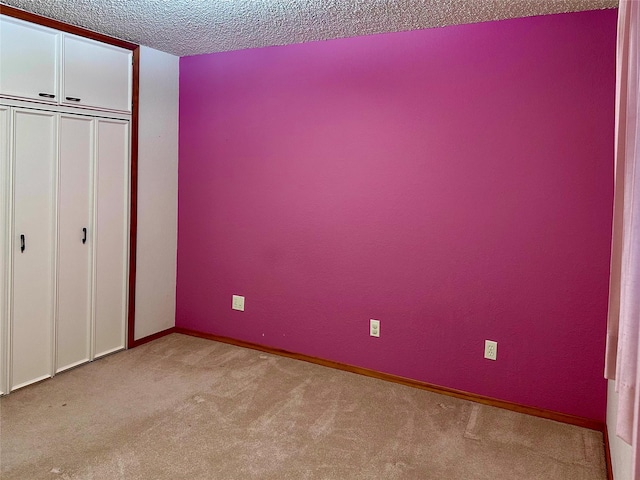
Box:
[0,0,618,57]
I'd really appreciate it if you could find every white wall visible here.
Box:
[135,45,179,340]
[608,380,633,480]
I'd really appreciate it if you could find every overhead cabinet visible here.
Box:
[0,19,58,104]
[0,15,132,113]
[62,36,132,112]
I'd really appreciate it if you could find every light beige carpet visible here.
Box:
[0,333,606,480]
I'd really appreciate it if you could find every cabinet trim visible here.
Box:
[0,5,137,50]
[0,98,131,120]
[1,6,140,350]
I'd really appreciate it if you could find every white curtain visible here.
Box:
[605,0,640,476]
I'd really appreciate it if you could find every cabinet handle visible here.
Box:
[65,97,81,102]
[38,93,55,98]
[20,234,25,253]
[82,228,87,244]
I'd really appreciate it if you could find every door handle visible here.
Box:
[20,234,25,253]
[65,97,81,102]
[38,93,55,98]
[82,228,87,244]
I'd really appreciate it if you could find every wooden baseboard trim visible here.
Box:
[604,425,614,480]
[130,327,176,348]
[173,327,605,432]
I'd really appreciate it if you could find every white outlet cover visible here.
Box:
[484,340,497,361]
[232,295,245,311]
[370,319,380,338]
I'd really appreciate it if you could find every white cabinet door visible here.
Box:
[94,119,129,357]
[62,35,132,112]
[56,115,93,372]
[0,16,59,103]
[11,109,57,390]
[0,106,9,395]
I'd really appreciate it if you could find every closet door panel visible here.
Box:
[94,119,129,358]
[56,115,93,372]
[0,107,9,395]
[11,109,56,390]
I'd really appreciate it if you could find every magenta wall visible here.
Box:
[177,10,616,421]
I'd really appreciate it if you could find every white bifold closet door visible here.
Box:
[56,115,93,372]
[57,116,130,368]
[93,119,129,358]
[5,109,129,391]
[11,108,57,390]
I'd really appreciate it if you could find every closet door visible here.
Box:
[0,106,9,395]
[94,119,129,358]
[56,115,93,372]
[11,109,57,390]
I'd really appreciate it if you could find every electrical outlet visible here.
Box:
[484,340,497,361]
[232,295,245,311]
[370,319,380,338]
